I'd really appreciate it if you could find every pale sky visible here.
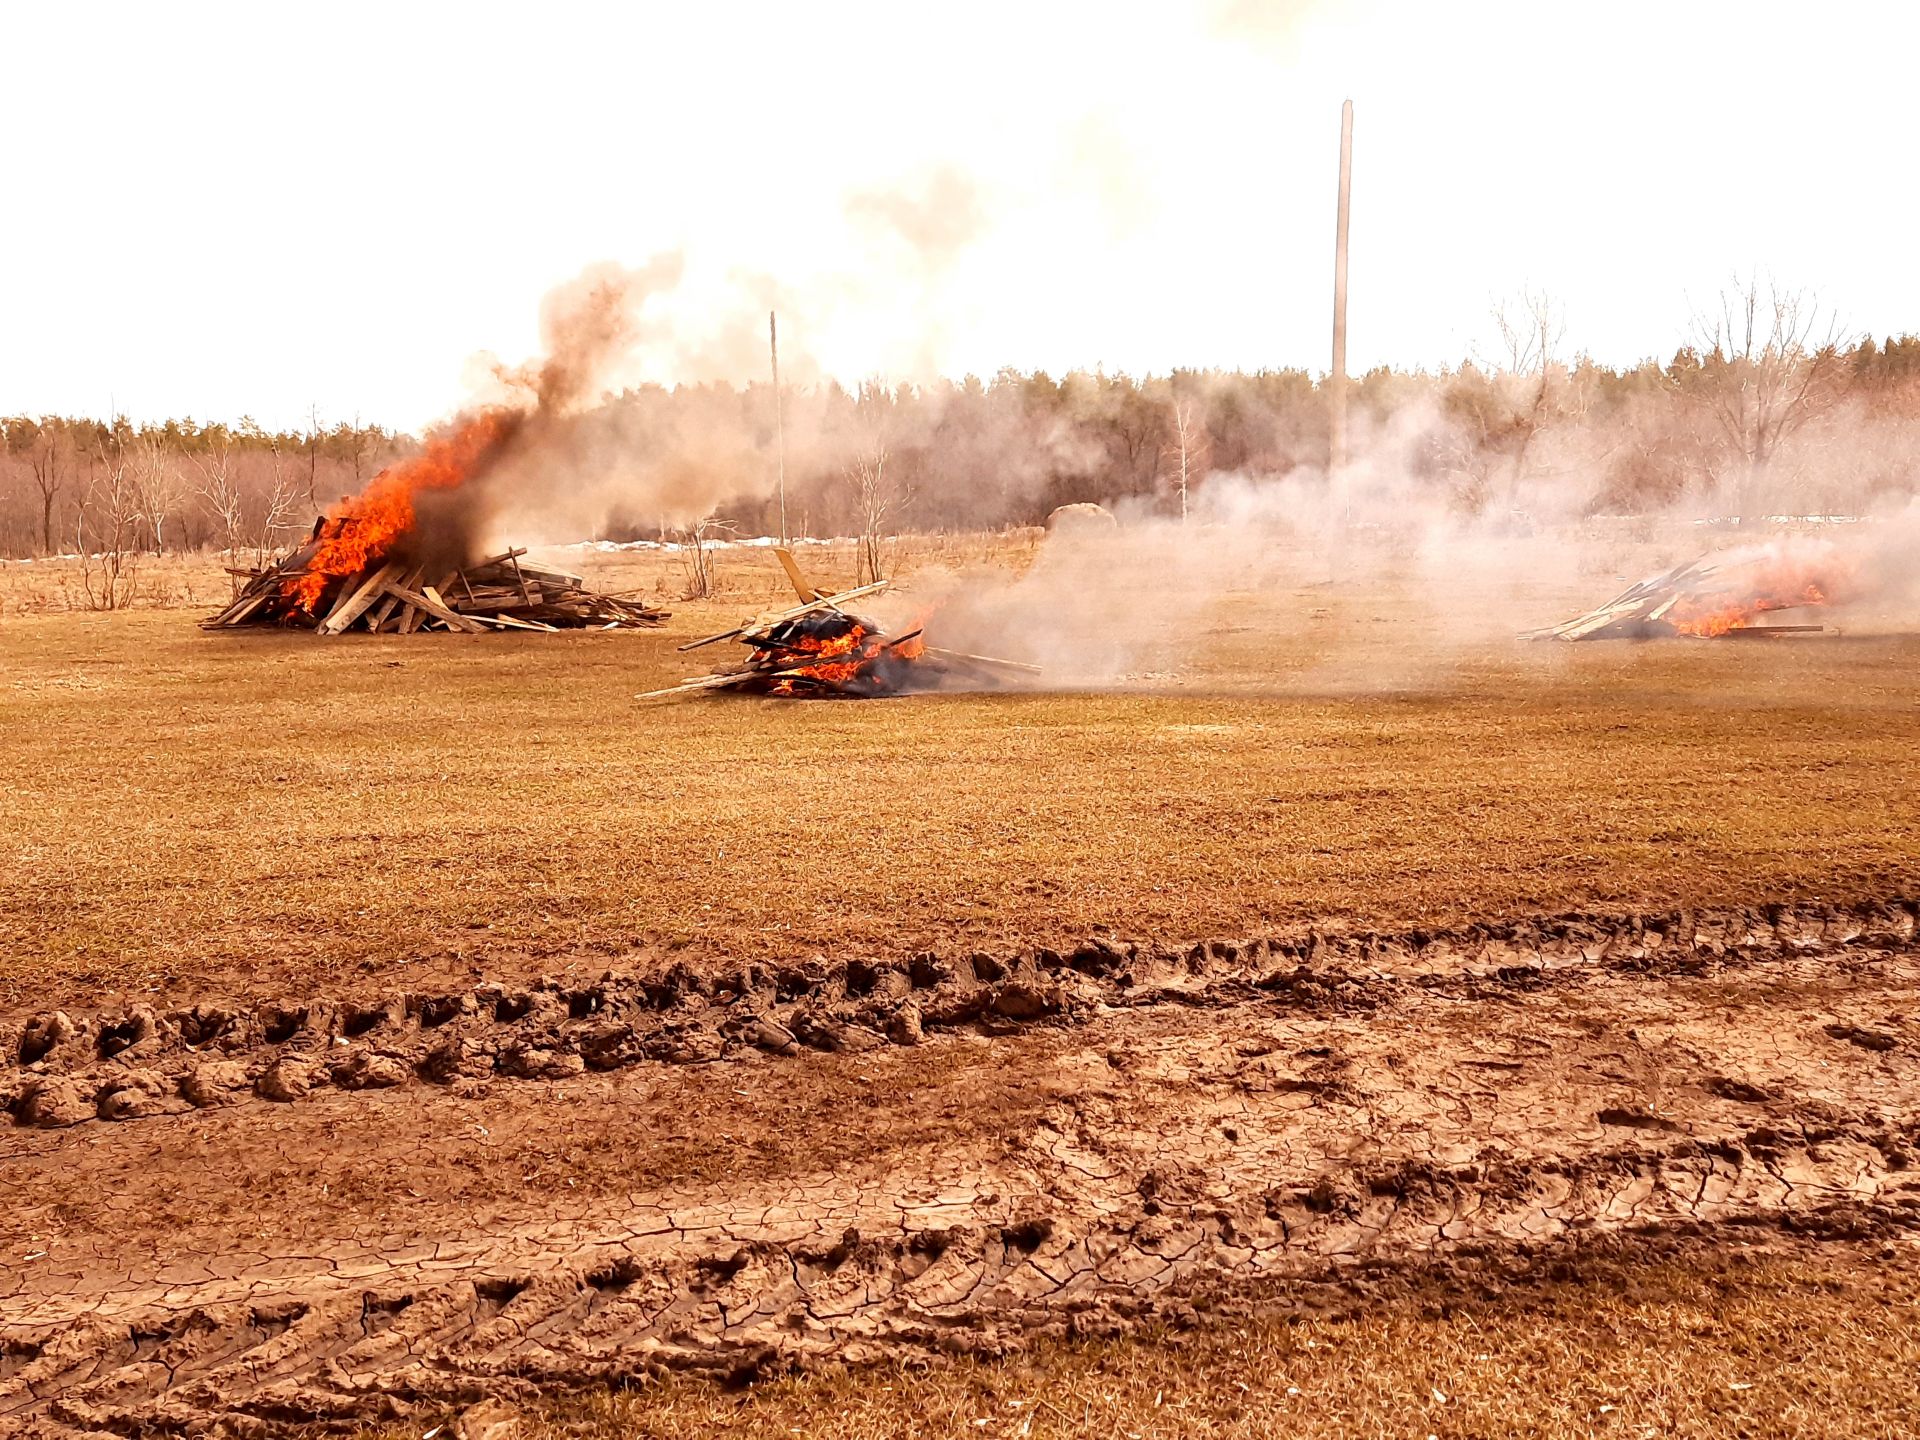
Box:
[3,0,1914,432]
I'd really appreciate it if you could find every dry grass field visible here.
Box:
[3,530,1917,1014]
[3,527,1918,1438]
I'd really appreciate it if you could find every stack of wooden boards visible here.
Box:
[203,547,669,634]
[1523,551,1826,641]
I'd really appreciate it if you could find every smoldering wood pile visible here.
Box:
[637,564,1039,701]
[204,546,670,635]
[1523,551,1829,642]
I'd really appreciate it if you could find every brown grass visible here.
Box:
[370,1237,1920,1439]
[3,533,1919,1011]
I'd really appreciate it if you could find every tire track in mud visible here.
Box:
[2,898,1918,1434]
[5,1129,1918,1437]
[4,899,1914,1134]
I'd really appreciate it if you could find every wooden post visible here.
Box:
[770,310,788,546]
[1329,99,1353,480]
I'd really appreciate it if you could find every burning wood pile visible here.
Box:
[638,550,1037,700]
[199,415,667,635]
[205,544,668,634]
[1525,544,1842,641]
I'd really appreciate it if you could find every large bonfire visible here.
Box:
[205,415,668,635]
[209,264,683,635]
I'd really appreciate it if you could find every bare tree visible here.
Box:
[347,413,371,486]
[1687,275,1850,519]
[848,443,897,586]
[76,432,142,610]
[255,457,304,567]
[845,383,912,585]
[194,440,245,591]
[27,425,68,555]
[131,438,189,554]
[1492,286,1564,378]
[1167,396,1208,522]
[1443,287,1569,517]
[307,403,322,508]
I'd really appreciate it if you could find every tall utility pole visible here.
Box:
[769,311,788,545]
[1329,98,1354,478]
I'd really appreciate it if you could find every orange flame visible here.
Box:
[1667,551,1842,638]
[284,409,519,614]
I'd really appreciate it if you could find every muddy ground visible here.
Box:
[3,899,1917,1434]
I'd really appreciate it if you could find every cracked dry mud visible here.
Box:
[3,900,1918,1435]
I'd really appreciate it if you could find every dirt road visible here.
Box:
[2,899,1916,1433]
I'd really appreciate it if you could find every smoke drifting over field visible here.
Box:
[10,228,1920,698]
[245,248,1920,697]
[430,253,1920,548]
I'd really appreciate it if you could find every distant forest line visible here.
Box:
[4,329,1918,563]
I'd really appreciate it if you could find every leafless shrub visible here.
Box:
[677,513,735,599]
[846,385,912,585]
[76,438,142,610]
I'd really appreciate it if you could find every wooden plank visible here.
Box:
[365,564,425,633]
[924,646,1042,674]
[201,589,271,629]
[774,546,826,603]
[469,613,558,632]
[318,562,401,635]
[467,547,530,572]
[634,671,764,701]
[677,580,890,651]
[406,584,487,632]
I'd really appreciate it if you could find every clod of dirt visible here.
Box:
[577,1022,639,1071]
[256,1057,323,1103]
[791,1010,884,1054]
[181,1060,251,1107]
[331,1050,410,1091]
[1707,1076,1776,1103]
[1299,1174,1362,1215]
[990,982,1064,1021]
[495,1045,586,1081]
[456,1399,524,1440]
[95,1068,175,1121]
[1827,1023,1900,1052]
[887,1004,925,1046]
[1598,1105,1682,1131]
[643,1027,726,1064]
[15,1076,92,1128]
[97,1087,156,1122]
[18,1011,80,1067]
[743,1017,800,1056]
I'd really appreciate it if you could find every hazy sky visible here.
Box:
[3,0,1913,431]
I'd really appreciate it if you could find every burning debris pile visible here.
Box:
[1525,544,1844,641]
[206,545,668,634]
[201,411,668,635]
[638,551,1038,700]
